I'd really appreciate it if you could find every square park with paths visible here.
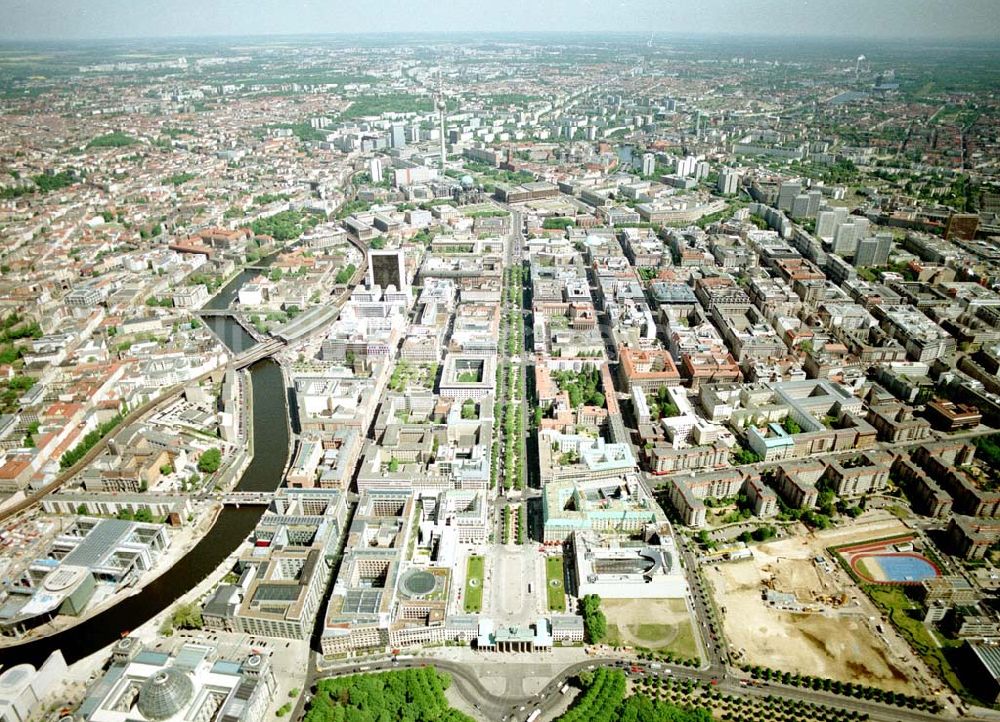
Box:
[546,555,566,612]
[464,555,485,612]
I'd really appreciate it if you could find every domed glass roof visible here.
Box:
[137,669,194,721]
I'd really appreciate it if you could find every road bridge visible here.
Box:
[216,491,274,506]
[195,309,240,317]
[232,339,285,369]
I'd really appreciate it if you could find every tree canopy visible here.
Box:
[251,210,319,242]
[552,367,605,409]
[580,593,607,643]
[558,669,713,722]
[303,668,473,722]
[197,447,222,474]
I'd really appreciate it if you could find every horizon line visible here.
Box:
[1,29,998,45]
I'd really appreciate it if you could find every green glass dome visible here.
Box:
[137,669,194,721]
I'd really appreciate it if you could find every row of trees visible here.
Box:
[559,668,626,722]
[496,264,526,491]
[561,669,712,722]
[743,665,939,712]
[580,593,607,643]
[304,667,473,722]
[633,672,862,722]
[617,694,713,722]
[60,412,125,469]
[334,263,357,285]
[160,601,202,637]
[635,649,702,668]
[499,386,524,491]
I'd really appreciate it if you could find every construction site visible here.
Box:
[703,513,941,695]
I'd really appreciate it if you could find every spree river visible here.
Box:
[0,271,289,668]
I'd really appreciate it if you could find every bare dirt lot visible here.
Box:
[703,513,936,694]
[603,597,701,660]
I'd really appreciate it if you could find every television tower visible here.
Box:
[436,72,447,172]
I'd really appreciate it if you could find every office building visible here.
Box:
[0,517,170,636]
[777,180,802,212]
[965,641,1000,703]
[213,489,348,641]
[366,248,408,295]
[718,168,740,195]
[390,123,406,149]
[791,194,811,219]
[369,157,383,184]
[571,529,687,599]
[641,152,656,177]
[75,638,275,722]
[945,213,979,241]
[816,207,849,240]
[0,650,66,722]
[675,155,697,177]
[855,233,892,267]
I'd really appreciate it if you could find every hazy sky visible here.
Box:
[2,0,999,42]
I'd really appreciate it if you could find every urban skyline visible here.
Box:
[0,15,998,722]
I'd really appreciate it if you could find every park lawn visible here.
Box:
[604,620,699,660]
[634,624,671,642]
[464,555,484,613]
[546,555,566,612]
[866,586,968,700]
[666,619,700,661]
[602,598,701,662]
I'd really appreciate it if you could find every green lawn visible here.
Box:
[604,621,699,659]
[854,558,872,581]
[601,599,701,661]
[634,624,670,642]
[866,586,968,699]
[464,555,484,613]
[887,505,910,519]
[546,555,566,612]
